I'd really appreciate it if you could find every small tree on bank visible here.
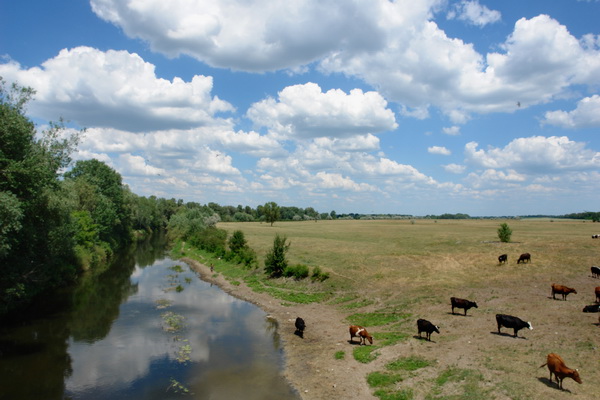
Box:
[264,234,290,278]
[497,223,512,243]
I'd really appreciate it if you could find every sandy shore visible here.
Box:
[182,257,376,400]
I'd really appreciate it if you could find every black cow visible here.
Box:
[517,253,531,264]
[451,297,478,316]
[591,266,600,278]
[495,314,533,338]
[582,304,600,313]
[294,317,306,338]
[498,254,508,264]
[417,319,440,341]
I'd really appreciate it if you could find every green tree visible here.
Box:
[264,234,290,278]
[64,159,131,249]
[497,223,512,243]
[0,78,80,314]
[263,201,280,226]
[228,230,248,254]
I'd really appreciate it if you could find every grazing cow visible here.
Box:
[451,297,478,316]
[591,266,600,278]
[596,287,600,303]
[517,253,531,264]
[417,319,440,341]
[582,304,600,313]
[551,284,577,301]
[539,353,582,390]
[495,314,532,338]
[592,234,599,239]
[498,254,508,264]
[294,317,306,338]
[349,325,373,345]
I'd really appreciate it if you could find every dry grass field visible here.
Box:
[216,218,600,399]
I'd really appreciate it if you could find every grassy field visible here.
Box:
[219,218,598,293]
[211,218,600,399]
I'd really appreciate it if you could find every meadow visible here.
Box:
[211,218,600,399]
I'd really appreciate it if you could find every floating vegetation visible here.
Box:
[167,378,192,395]
[184,277,192,284]
[155,298,173,309]
[176,342,192,363]
[175,284,185,292]
[169,265,185,273]
[161,311,186,332]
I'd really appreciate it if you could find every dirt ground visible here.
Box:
[183,257,600,400]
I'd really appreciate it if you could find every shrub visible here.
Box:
[311,266,330,282]
[497,223,512,243]
[264,234,290,278]
[284,264,310,279]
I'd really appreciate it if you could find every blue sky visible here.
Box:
[1,0,599,216]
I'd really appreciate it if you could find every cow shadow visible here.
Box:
[294,329,304,338]
[489,331,528,340]
[536,377,573,392]
[447,312,473,317]
[347,340,372,346]
[413,335,437,343]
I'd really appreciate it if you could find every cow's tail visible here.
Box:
[538,363,547,369]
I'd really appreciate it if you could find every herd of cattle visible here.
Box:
[293,254,600,392]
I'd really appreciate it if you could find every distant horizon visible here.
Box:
[2,1,599,216]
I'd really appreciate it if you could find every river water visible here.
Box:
[0,236,299,400]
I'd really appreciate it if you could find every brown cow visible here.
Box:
[595,287,600,303]
[539,353,582,390]
[517,253,531,263]
[349,325,373,345]
[551,284,577,301]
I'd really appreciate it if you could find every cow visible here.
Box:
[539,353,582,390]
[596,286,600,303]
[451,297,478,316]
[517,253,531,264]
[591,266,600,278]
[294,317,306,338]
[495,314,532,338]
[349,325,373,345]
[592,234,599,239]
[582,304,600,313]
[498,254,508,264]
[417,319,440,341]
[551,284,577,301]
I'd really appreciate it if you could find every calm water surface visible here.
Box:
[0,238,299,400]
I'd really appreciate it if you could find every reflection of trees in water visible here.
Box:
[0,234,169,399]
[265,316,281,351]
[0,300,73,399]
[68,232,167,342]
[135,231,168,268]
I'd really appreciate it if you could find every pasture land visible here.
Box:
[216,219,600,399]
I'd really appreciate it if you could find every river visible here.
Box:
[0,235,299,399]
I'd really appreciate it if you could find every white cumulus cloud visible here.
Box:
[542,95,600,128]
[447,0,501,27]
[246,82,397,139]
[0,47,234,132]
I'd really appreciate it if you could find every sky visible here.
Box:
[1,0,599,217]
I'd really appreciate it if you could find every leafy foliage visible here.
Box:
[261,201,281,226]
[264,234,290,277]
[0,79,80,314]
[497,223,512,243]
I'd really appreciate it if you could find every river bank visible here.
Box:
[181,257,376,400]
